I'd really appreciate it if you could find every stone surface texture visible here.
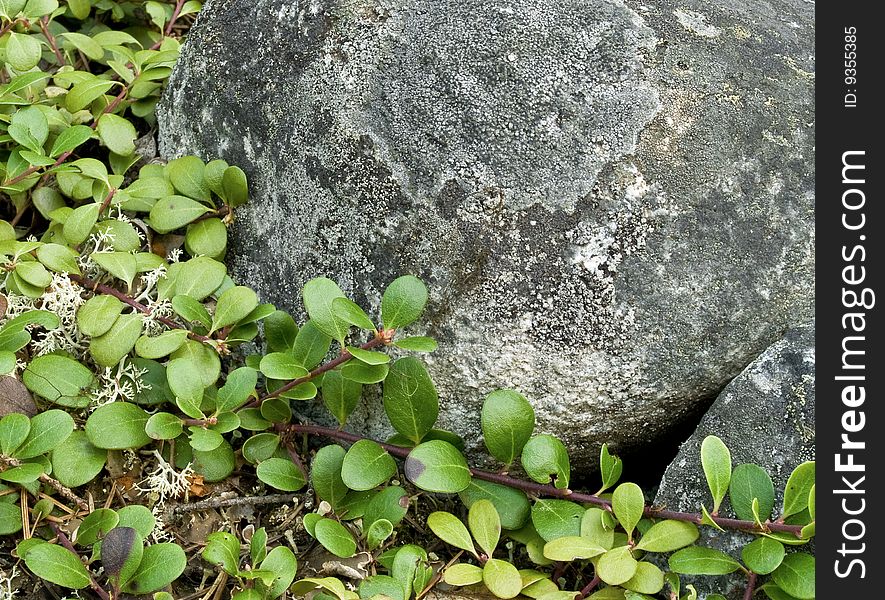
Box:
[654,323,815,599]
[158,0,815,460]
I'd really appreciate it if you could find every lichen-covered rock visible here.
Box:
[654,324,815,598]
[158,0,814,460]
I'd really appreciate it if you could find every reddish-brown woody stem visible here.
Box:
[283,424,807,537]
[70,274,212,344]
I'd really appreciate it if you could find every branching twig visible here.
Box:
[0,455,89,511]
[4,87,129,187]
[165,0,188,36]
[69,274,213,344]
[248,335,386,407]
[282,424,807,537]
[39,16,65,65]
[743,572,757,600]
[577,575,601,599]
[165,493,300,515]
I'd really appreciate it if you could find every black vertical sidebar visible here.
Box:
[816,2,883,597]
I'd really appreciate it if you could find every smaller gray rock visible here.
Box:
[654,323,815,599]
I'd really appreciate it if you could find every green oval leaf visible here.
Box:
[781,462,815,519]
[623,561,664,595]
[302,277,351,342]
[22,543,92,589]
[404,440,471,493]
[521,434,570,489]
[482,558,522,599]
[427,511,475,555]
[542,536,607,561]
[50,430,107,487]
[341,439,396,491]
[97,113,137,156]
[314,518,357,558]
[634,519,698,552]
[36,243,81,274]
[597,546,638,586]
[700,435,731,514]
[135,329,189,359]
[85,402,151,449]
[612,482,645,541]
[13,409,74,459]
[321,370,362,427]
[444,563,483,586]
[668,546,743,575]
[185,217,227,258]
[167,156,210,202]
[212,285,258,331]
[62,202,100,245]
[341,361,389,384]
[22,354,94,407]
[482,389,535,466]
[91,252,138,289]
[393,336,438,352]
[89,313,142,367]
[6,32,43,72]
[311,444,349,509]
[468,499,500,557]
[382,357,438,446]
[202,531,240,575]
[729,463,775,522]
[332,297,375,331]
[77,295,124,338]
[256,457,306,492]
[259,352,308,381]
[530,499,584,541]
[50,125,94,158]
[459,479,531,531]
[770,553,814,600]
[77,508,119,546]
[242,433,280,464]
[741,537,785,575]
[149,196,210,234]
[598,443,623,494]
[145,412,184,440]
[382,275,428,330]
[121,543,186,594]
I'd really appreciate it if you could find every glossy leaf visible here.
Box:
[483,558,522,599]
[314,518,357,558]
[382,357,438,445]
[531,499,584,541]
[256,457,306,491]
[381,275,427,330]
[302,277,350,342]
[341,440,396,491]
[668,547,743,575]
[311,444,349,509]
[322,370,362,427]
[781,462,815,519]
[404,440,471,493]
[427,512,475,555]
[741,537,785,575]
[770,553,814,599]
[700,436,732,514]
[482,389,534,466]
[542,536,606,561]
[459,479,531,530]
[634,520,698,553]
[521,434,570,489]
[22,543,91,589]
[85,402,151,449]
[597,546,638,586]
